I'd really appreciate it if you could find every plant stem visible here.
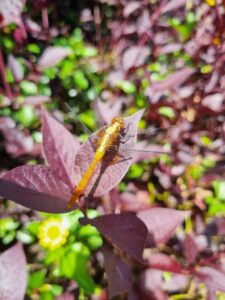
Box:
[0,48,12,99]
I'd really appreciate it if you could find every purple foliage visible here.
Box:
[0,0,26,28]
[137,208,190,246]
[0,243,27,300]
[80,213,148,263]
[0,109,143,212]
[37,47,72,71]
[102,246,132,298]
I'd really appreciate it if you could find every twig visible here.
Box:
[0,48,13,98]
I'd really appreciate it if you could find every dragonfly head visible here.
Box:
[111,117,125,129]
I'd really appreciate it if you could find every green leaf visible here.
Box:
[20,81,38,95]
[0,218,19,233]
[73,253,96,294]
[6,68,14,83]
[116,80,136,94]
[45,248,64,265]
[79,110,95,130]
[59,250,77,278]
[127,163,144,179]
[40,291,53,300]
[27,44,40,54]
[200,64,213,74]
[28,270,47,289]
[188,164,204,180]
[119,181,127,192]
[44,67,58,80]
[213,181,225,201]
[200,136,212,146]
[202,157,215,168]
[59,60,74,79]
[3,37,14,51]
[87,236,103,250]
[78,224,100,238]
[60,210,83,233]
[83,47,97,57]
[87,209,100,219]
[17,230,34,244]
[15,105,35,127]
[73,70,89,90]
[208,201,225,216]
[2,231,16,244]
[26,221,41,236]
[32,132,43,143]
[158,106,175,119]
[51,285,63,297]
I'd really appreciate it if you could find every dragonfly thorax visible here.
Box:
[111,117,125,129]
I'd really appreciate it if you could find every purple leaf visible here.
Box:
[8,55,24,82]
[146,68,193,96]
[42,110,80,188]
[0,0,26,28]
[75,109,144,198]
[164,274,189,293]
[183,234,199,264]
[195,267,225,295]
[102,246,132,298]
[202,94,224,112]
[215,218,225,235]
[55,293,74,300]
[37,47,72,70]
[139,269,168,300]
[0,165,71,213]
[95,99,123,125]
[122,46,150,70]
[120,190,150,212]
[24,95,51,106]
[0,243,27,300]
[148,253,183,273]
[0,123,34,158]
[123,1,141,17]
[161,0,187,14]
[0,110,143,212]
[137,208,190,245]
[156,44,182,55]
[80,213,148,263]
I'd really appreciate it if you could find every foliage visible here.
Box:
[0,0,225,299]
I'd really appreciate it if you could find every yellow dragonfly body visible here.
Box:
[67,117,125,208]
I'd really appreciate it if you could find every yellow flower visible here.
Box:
[38,217,69,250]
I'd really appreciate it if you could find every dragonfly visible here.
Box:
[66,103,172,209]
[67,116,126,208]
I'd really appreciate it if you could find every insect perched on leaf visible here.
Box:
[67,116,127,208]
[66,103,171,209]
[0,107,171,213]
